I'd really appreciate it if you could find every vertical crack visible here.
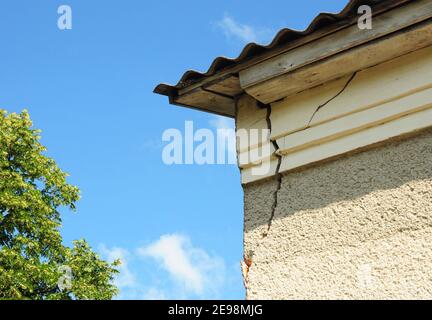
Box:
[258,73,357,238]
[262,104,283,238]
[260,73,357,238]
[307,72,358,127]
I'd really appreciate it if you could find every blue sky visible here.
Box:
[0,0,348,299]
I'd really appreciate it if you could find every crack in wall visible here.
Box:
[263,105,283,238]
[261,73,357,238]
[307,72,358,127]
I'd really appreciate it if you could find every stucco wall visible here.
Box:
[243,128,432,300]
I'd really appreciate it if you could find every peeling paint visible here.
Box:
[241,250,254,298]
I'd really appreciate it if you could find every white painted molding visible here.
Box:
[238,46,432,184]
[279,107,432,174]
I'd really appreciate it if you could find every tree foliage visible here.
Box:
[0,109,119,300]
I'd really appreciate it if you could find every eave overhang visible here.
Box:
[153,0,429,117]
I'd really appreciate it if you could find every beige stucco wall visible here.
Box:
[243,128,432,300]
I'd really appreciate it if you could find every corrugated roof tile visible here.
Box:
[154,0,409,97]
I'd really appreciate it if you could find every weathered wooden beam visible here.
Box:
[240,0,432,103]
[203,75,242,98]
[173,87,235,117]
[178,1,411,97]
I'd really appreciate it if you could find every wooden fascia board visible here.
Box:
[244,19,432,104]
[167,0,416,117]
[175,0,410,98]
[171,87,236,118]
[240,0,432,103]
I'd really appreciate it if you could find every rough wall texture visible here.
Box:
[243,128,432,300]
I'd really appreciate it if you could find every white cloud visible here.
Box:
[138,234,225,298]
[217,14,257,43]
[216,14,273,44]
[99,234,236,300]
[99,245,136,289]
[138,234,203,293]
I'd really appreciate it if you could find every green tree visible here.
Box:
[0,109,119,300]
